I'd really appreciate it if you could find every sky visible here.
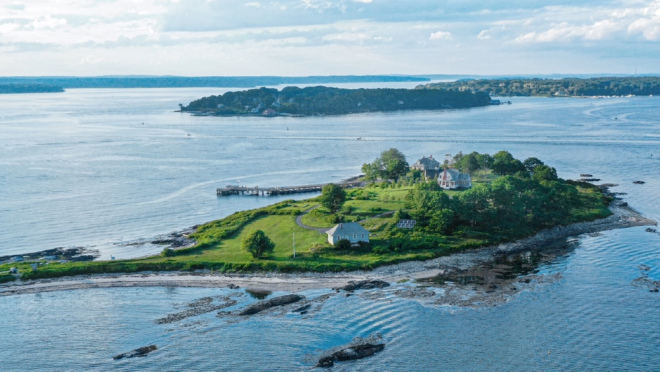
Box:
[1,0,659,76]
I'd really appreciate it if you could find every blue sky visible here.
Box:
[1,0,659,76]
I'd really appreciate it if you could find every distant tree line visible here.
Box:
[181,86,491,116]
[0,84,64,94]
[421,76,660,97]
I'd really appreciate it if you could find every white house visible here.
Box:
[326,222,370,246]
[438,168,472,190]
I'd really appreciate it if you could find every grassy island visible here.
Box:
[180,86,491,116]
[1,151,614,281]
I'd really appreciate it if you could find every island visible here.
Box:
[421,76,660,97]
[3,149,654,291]
[179,86,492,116]
[0,84,64,94]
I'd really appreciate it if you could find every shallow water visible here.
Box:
[1,89,659,370]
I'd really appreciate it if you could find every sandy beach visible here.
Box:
[1,204,655,297]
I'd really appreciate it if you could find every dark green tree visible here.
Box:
[492,151,526,176]
[523,157,545,174]
[242,230,275,259]
[361,148,409,181]
[532,165,558,182]
[320,183,346,213]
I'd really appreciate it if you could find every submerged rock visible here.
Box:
[317,343,385,368]
[238,294,304,316]
[338,280,390,291]
[113,345,157,360]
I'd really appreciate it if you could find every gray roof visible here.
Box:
[326,222,369,236]
[440,168,471,181]
[411,156,440,170]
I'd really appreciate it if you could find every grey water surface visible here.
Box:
[1,88,659,370]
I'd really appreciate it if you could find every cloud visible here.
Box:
[429,30,452,40]
[477,30,491,40]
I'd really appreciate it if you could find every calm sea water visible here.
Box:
[1,88,659,370]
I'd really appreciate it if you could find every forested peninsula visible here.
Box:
[0,84,64,94]
[422,76,660,97]
[180,86,492,116]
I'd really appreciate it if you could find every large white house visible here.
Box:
[438,168,472,190]
[326,222,370,246]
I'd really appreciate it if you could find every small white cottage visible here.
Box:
[326,222,370,246]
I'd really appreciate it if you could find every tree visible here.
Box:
[523,157,545,174]
[242,230,275,259]
[492,151,526,176]
[361,148,409,181]
[320,183,346,213]
[532,165,558,182]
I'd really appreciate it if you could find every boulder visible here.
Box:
[338,280,390,291]
[238,294,304,316]
[317,343,385,368]
[113,345,157,360]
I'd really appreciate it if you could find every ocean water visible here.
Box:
[1,89,659,370]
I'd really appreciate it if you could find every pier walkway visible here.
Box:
[217,180,364,197]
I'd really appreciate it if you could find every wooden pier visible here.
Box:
[217,181,363,197]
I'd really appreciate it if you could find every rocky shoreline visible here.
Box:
[0,203,655,297]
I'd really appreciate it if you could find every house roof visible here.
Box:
[441,168,471,181]
[326,222,369,236]
[411,156,440,170]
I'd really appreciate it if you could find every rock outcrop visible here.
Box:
[113,345,157,360]
[238,294,304,316]
[337,280,390,291]
[317,343,385,368]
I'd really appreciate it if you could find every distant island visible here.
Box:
[0,84,64,94]
[421,76,660,97]
[180,86,492,116]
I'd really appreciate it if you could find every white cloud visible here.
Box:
[477,30,490,40]
[429,30,452,40]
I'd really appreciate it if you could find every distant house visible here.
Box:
[438,168,472,190]
[11,256,24,263]
[411,155,441,179]
[326,223,370,246]
[396,219,416,229]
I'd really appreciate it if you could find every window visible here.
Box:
[353,234,357,239]
[361,234,365,239]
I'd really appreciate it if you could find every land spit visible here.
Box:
[0,204,655,297]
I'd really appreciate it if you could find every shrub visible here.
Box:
[335,239,352,250]
[161,248,175,257]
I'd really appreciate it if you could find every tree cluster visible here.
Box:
[399,152,604,239]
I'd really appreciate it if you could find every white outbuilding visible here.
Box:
[326,223,370,246]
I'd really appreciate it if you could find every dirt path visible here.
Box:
[295,205,330,234]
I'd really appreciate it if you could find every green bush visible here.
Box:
[335,239,352,250]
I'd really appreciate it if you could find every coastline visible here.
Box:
[1,204,654,297]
